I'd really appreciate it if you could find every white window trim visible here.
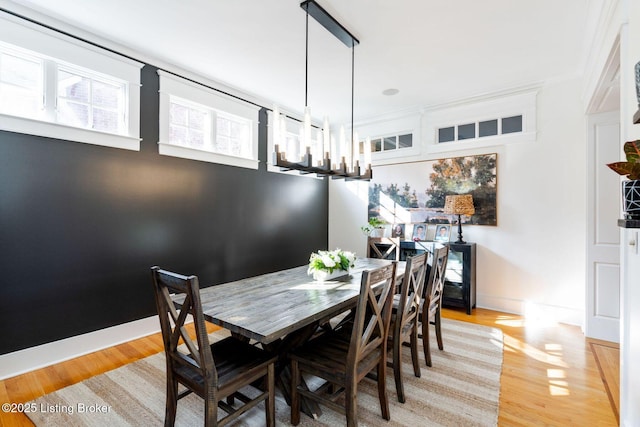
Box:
[0,12,143,151]
[426,90,537,154]
[158,70,260,169]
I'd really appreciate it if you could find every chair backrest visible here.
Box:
[396,252,429,333]
[347,262,397,371]
[367,237,401,261]
[425,245,449,313]
[150,266,217,386]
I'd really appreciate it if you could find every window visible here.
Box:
[0,14,142,150]
[479,119,498,137]
[427,90,536,153]
[158,71,259,169]
[0,47,43,119]
[56,66,126,134]
[437,115,523,143]
[370,133,413,153]
[502,115,523,134]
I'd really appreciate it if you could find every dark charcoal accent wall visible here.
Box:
[0,65,328,355]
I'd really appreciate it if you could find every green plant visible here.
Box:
[360,217,386,236]
[307,249,356,274]
[607,140,640,180]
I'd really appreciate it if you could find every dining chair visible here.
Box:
[388,252,429,403]
[289,262,397,427]
[150,266,276,427]
[367,237,401,261]
[420,245,450,367]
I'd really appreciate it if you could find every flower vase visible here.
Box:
[312,269,350,282]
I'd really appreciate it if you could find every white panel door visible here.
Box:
[586,111,620,342]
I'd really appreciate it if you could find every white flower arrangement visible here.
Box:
[307,249,356,275]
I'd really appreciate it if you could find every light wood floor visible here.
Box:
[0,308,618,426]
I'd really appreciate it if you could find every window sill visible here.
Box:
[0,113,140,151]
[158,142,259,170]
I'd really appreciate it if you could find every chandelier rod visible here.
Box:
[305,6,309,108]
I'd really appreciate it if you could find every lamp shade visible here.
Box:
[444,194,475,216]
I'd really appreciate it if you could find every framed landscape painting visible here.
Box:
[369,153,497,226]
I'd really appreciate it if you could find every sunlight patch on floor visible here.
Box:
[501,334,569,367]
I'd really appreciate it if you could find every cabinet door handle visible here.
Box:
[631,232,639,255]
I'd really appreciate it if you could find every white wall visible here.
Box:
[329,77,587,326]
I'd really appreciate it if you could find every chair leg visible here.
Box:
[423,312,432,367]
[290,360,301,426]
[204,387,217,427]
[165,374,178,427]
[435,308,444,350]
[266,363,275,427]
[410,323,421,377]
[392,331,405,403]
[345,379,358,427]
[377,358,391,421]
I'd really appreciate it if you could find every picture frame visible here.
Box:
[434,224,451,242]
[411,223,428,241]
[391,223,406,239]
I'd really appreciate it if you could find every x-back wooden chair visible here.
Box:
[289,262,397,427]
[421,245,450,367]
[388,252,429,403]
[151,266,276,427]
[367,237,400,261]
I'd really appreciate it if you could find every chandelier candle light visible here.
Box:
[444,194,476,244]
[272,0,371,180]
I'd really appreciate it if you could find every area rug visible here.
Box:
[27,318,503,426]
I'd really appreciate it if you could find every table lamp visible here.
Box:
[444,194,475,244]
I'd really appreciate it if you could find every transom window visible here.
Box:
[0,47,43,119]
[0,14,142,150]
[369,133,413,153]
[158,71,260,169]
[438,115,523,143]
[56,66,126,134]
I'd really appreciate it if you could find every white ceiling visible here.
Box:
[4,0,590,124]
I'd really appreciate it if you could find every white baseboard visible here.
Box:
[477,294,584,328]
[0,315,161,380]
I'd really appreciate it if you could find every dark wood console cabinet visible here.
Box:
[377,239,477,314]
[442,242,476,314]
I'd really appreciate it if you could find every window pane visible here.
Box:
[93,107,119,132]
[372,138,382,152]
[502,115,522,134]
[438,127,454,143]
[383,136,396,150]
[479,119,498,137]
[188,130,204,148]
[169,125,187,145]
[58,70,90,102]
[1,52,41,88]
[189,108,205,131]
[57,99,89,127]
[93,80,121,109]
[457,123,475,140]
[0,52,43,117]
[398,134,412,148]
[170,103,188,126]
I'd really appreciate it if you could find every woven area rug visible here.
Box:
[27,318,503,426]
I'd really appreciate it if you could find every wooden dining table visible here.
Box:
[173,257,405,418]
[188,257,405,345]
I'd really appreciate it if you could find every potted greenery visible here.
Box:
[360,217,386,237]
[607,139,640,219]
[307,249,356,282]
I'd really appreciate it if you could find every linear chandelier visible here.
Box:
[272,0,372,180]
